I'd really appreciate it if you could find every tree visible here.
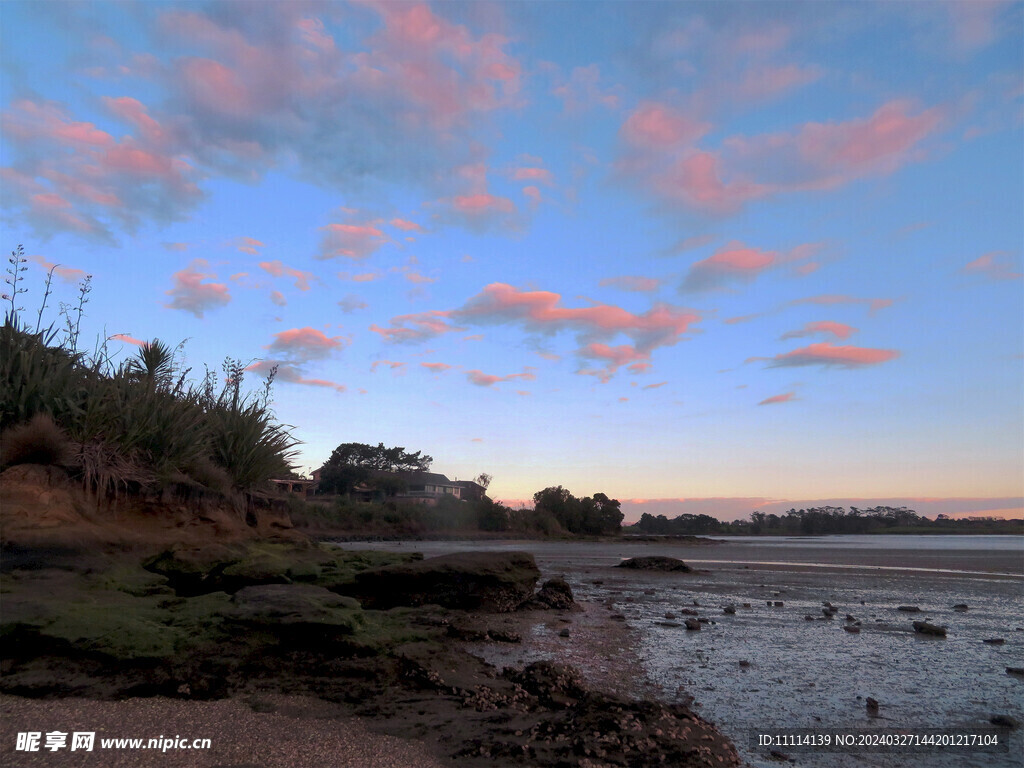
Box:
[474,472,492,490]
[317,442,432,495]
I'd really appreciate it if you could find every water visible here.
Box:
[336,536,1024,767]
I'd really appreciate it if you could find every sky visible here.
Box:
[2,1,1022,522]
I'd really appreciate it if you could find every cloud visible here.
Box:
[109,333,145,346]
[451,283,700,357]
[337,294,368,313]
[599,275,663,292]
[578,343,651,382]
[421,362,452,374]
[1,98,203,241]
[643,381,668,390]
[370,310,466,343]
[962,251,1021,281]
[759,391,796,405]
[234,236,264,255]
[619,99,943,214]
[270,290,286,307]
[165,259,230,317]
[510,167,554,185]
[28,254,88,284]
[390,218,423,232]
[789,294,895,314]
[753,342,899,369]
[371,360,406,373]
[466,367,536,387]
[780,321,857,341]
[258,260,313,290]
[621,101,710,148]
[266,326,345,361]
[551,63,621,112]
[681,243,776,291]
[318,222,387,260]
[247,360,345,392]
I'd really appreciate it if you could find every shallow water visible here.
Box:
[337,536,1024,767]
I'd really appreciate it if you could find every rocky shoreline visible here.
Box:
[1,465,742,768]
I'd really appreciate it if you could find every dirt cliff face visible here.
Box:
[0,463,301,551]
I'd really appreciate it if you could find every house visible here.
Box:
[269,478,317,496]
[453,480,487,502]
[390,471,463,505]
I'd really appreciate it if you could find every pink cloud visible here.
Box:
[247,360,345,392]
[780,321,857,341]
[390,218,423,232]
[28,255,87,284]
[681,244,776,291]
[643,381,668,390]
[599,276,663,292]
[452,283,699,356]
[163,242,190,252]
[318,223,386,260]
[732,64,821,101]
[656,150,770,213]
[578,343,650,382]
[1,98,202,241]
[259,260,313,290]
[235,236,265,255]
[270,290,286,307]
[165,259,230,318]
[421,362,452,374]
[962,251,1022,281]
[511,167,553,184]
[370,310,466,344]
[523,186,542,206]
[622,102,709,147]
[452,193,516,214]
[759,391,796,406]
[371,360,406,373]
[404,271,437,284]
[466,367,536,387]
[267,327,345,360]
[789,294,895,315]
[109,333,145,346]
[756,342,899,369]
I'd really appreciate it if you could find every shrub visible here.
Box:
[0,413,73,468]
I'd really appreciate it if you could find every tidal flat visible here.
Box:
[339,535,1024,768]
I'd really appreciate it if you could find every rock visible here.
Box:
[665,612,676,620]
[845,615,856,622]
[844,626,860,634]
[912,621,947,637]
[742,603,751,608]
[897,606,922,612]
[1006,667,1024,677]
[353,551,540,612]
[723,605,736,615]
[822,609,835,619]
[643,588,656,595]
[224,584,364,640]
[983,638,1006,645]
[520,578,575,610]
[866,697,879,714]
[487,629,521,643]
[657,621,682,628]
[684,618,701,631]
[739,660,751,668]
[990,715,1020,729]
[616,556,692,572]
[679,608,699,616]
[558,628,571,638]
[953,604,969,612]
[774,601,784,607]
[804,615,816,621]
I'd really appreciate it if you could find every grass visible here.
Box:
[1,253,298,495]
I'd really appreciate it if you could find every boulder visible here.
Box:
[953,604,969,612]
[353,551,540,612]
[520,578,575,610]
[224,584,364,640]
[684,618,701,631]
[616,556,692,572]
[983,638,1006,645]
[844,626,860,634]
[912,621,947,637]
[897,606,922,613]
[990,715,1020,729]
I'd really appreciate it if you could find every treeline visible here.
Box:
[630,506,1024,536]
[291,485,624,539]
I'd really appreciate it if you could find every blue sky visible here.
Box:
[2,1,1022,520]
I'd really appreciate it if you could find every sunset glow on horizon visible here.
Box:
[2,1,1021,522]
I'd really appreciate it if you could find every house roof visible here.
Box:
[383,470,455,486]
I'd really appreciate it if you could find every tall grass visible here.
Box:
[1,248,298,495]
